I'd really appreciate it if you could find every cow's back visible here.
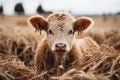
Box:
[76,37,100,54]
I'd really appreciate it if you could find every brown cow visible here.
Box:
[28,12,99,74]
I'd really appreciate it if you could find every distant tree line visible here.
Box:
[14,3,45,15]
[0,3,47,15]
[0,3,120,16]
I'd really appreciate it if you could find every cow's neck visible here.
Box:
[53,51,68,67]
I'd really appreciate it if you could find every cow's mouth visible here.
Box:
[55,49,67,53]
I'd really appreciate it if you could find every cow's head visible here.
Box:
[28,12,93,53]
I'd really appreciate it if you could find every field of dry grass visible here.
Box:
[0,14,120,80]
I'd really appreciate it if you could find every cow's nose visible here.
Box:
[55,43,66,50]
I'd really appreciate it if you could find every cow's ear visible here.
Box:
[73,17,94,33]
[73,17,94,39]
[28,15,48,32]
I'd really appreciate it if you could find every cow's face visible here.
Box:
[28,13,93,53]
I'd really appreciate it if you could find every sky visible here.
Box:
[0,0,120,15]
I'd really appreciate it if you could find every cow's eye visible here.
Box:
[48,29,53,35]
[68,30,73,35]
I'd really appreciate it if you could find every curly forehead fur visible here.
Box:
[47,12,75,30]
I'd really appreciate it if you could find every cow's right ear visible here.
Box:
[28,15,48,32]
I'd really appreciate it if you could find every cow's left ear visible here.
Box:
[73,17,94,34]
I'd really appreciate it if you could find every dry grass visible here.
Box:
[0,15,120,80]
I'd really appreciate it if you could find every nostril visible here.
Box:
[55,44,59,48]
[63,44,66,48]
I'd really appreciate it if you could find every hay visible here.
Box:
[0,26,120,80]
[0,55,34,80]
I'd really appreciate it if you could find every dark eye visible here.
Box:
[68,30,73,35]
[48,29,53,35]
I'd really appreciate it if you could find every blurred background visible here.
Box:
[0,0,120,15]
[0,0,120,35]
[0,1,120,80]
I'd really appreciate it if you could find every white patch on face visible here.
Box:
[46,13,75,52]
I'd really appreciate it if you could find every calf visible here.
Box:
[28,12,99,73]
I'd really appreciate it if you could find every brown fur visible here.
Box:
[34,37,99,74]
